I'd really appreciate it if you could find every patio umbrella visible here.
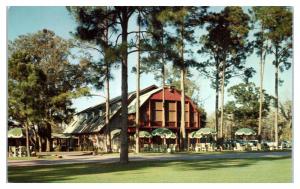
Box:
[134,131,152,138]
[110,129,121,139]
[151,128,175,138]
[188,131,202,139]
[8,128,25,138]
[235,128,256,136]
[51,133,78,139]
[165,132,177,139]
[196,128,217,135]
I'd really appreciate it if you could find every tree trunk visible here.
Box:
[162,29,166,129]
[120,10,129,164]
[38,134,42,152]
[104,15,112,153]
[179,22,187,151]
[25,121,30,157]
[220,61,225,139]
[180,68,186,150]
[274,47,279,148]
[135,15,141,154]
[105,66,111,152]
[215,63,220,138]
[258,43,265,143]
[46,123,52,152]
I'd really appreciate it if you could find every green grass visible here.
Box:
[8,156,292,183]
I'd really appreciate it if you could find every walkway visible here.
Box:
[8,151,291,167]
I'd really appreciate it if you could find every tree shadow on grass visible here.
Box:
[7,156,291,183]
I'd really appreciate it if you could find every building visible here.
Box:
[63,85,202,152]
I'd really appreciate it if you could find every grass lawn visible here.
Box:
[7,156,292,183]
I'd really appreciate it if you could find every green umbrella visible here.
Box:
[151,128,174,138]
[110,129,121,138]
[51,133,78,139]
[165,132,177,139]
[188,131,202,139]
[196,128,217,135]
[8,128,25,138]
[134,131,152,138]
[235,128,256,136]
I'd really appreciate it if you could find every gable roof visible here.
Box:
[63,84,201,135]
[63,85,158,134]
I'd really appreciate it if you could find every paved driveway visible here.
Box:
[8,151,291,167]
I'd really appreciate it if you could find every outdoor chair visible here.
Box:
[207,143,214,152]
[172,144,178,152]
[200,143,206,151]
[234,143,245,151]
[248,143,258,151]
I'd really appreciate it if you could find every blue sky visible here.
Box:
[7,6,293,115]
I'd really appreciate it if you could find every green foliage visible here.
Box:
[253,7,292,72]
[8,29,89,141]
[198,6,254,89]
[8,51,46,123]
[278,100,292,141]
[224,82,272,129]
[67,7,121,90]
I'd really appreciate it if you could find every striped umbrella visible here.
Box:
[235,128,256,136]
[196,128,217,135]
[110,129,121,139]
[151,128,175,139]
[188,131,202,139]
[135,131,152,138]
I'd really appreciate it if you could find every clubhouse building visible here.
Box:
[63,85,203,152]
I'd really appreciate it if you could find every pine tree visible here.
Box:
[157,7,207,150]
[198,7,254,140]
[252,7,292,147]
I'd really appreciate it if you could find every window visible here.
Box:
[167,102,176,122]
[155,111,163,121]
[152,101,163,122]
[168,111,176,122]
[185,111,189,121]
[169,102,176,111]
[155,101,163,110]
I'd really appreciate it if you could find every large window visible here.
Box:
[167,102,176,122]
[152,101,163,121]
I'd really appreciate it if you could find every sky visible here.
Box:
[7,6,293,115]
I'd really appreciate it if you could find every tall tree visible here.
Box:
[252,7,292,147]
[67,6,119,153]
[68,7,140,162]
[198,7,253,140]
[8,51,47,156]
[138,7,174,146]
[8,29,89,152]
[251,7,270,143]
[158,7,207,150]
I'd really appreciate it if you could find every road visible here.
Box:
[8,151,291,167]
